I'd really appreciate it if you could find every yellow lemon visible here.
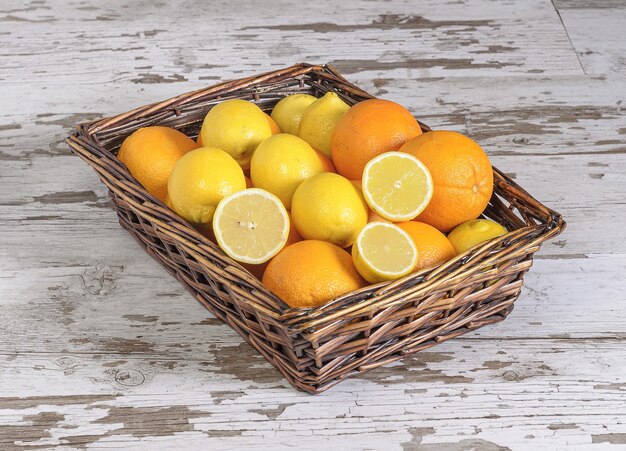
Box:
[298,92,350,157]
[362,151,433,222]
[352,222,418,284]
[447,219,508,254]
[199,99,272,170]
[213,188,289,264]
[291,172,368,247]
[250,134,324,209]
[270,93,317,135]
[168,147,246,225]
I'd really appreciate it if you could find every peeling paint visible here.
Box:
[245,14,493,33]
[100,337,154,353]
[331,58,521,74]
[548,423,581,430]
[123,314,159,323]
[33,190,99,204]
[0,411,64,446]
[592,433,626,444]
[131,73,188,84]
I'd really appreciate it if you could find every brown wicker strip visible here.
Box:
[67,63,565,394]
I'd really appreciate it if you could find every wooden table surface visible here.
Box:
[2,0,625,449]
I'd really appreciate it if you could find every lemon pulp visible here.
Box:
[213,188,289,264]
[362,151,433,222]
[352,222,418,283]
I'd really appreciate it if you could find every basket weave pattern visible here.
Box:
[67,63,565,393]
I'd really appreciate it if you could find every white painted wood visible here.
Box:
[557,9,626,75]
[1,0,625,449]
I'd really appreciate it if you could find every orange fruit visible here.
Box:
[396,221,456,271]
[314,148,336,172]
[243,213,301,281]
[262,240,365,308]
[265,113,282,134]
[118,126,198,202]
[400,131,493,232]
[196,133,203,146]
[331,99,422,180]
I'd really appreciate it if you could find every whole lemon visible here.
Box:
[262,240,365,308]
[298,92,350,157]
[291,172,368,247]
[250,134,324,209]
[447,219,508,254]
[200,99,272,170]
[118,126,198,202]
[270,93,317,135]
[168,147,246,225]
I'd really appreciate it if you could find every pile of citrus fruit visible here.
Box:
[118,92,509,309]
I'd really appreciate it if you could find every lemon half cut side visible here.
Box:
[362,151,434,222]
[213,188,290,265]
[352,222,418,284]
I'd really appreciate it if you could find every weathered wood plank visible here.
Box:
[557,8,626,75]
[3,74,624,164]
[0,0,582,83]
[554,0,626,9]
[1,338,624,449]
[1,254,624,361]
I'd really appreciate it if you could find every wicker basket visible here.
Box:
[67,63,565,394]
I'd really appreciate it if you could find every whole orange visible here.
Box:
[262,240,365,308]
[400,131,493,232]
[331,99,422,180]
[118,126,199,202]
[396,221,456,270]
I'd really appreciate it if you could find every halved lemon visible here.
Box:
[213,188,289,264]
[352,222,418,284]
[362,151,433,222]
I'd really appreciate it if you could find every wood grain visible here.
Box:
[1,0,625,448]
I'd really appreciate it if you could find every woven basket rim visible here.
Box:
[67,62,566,333]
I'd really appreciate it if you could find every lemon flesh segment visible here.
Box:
[213,189,289,265]
[362,152,433,222]
[353,222,418,284]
